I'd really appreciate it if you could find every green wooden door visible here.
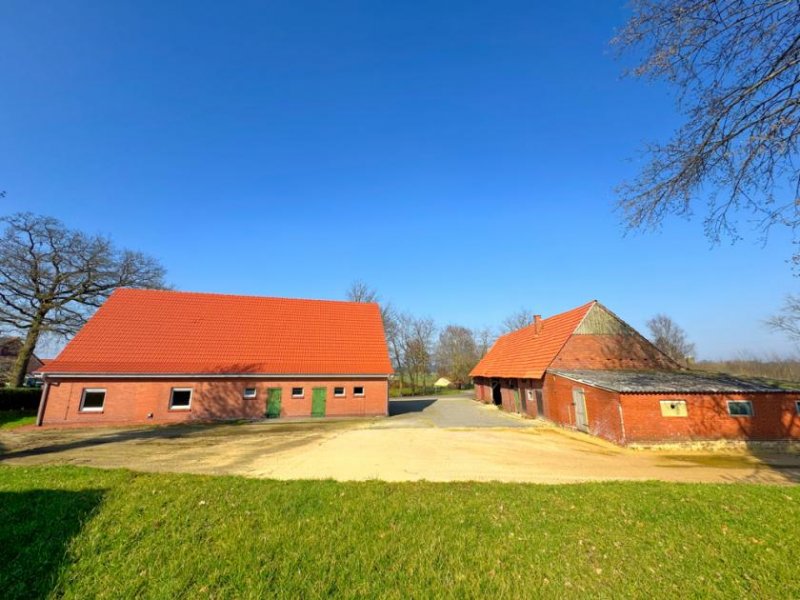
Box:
[513,389,522,413]
[266,388,282,418]
[311,387,326,417]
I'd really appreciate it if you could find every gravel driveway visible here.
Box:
[2,394,799,484]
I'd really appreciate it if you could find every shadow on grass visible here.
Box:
[0,488,105,599]
[389,398,437,416]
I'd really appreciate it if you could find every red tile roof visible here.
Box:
[469,301,596,379]
[42,289,393,376]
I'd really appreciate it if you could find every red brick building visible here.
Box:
[37,289,393,426]
[471,301,800,445]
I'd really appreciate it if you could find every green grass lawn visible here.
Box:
[2,466,799,599]
[0,410,36,430]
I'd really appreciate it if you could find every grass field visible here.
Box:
[2,466,799,599]
[0,410,36,430]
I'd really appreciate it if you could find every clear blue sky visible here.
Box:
[1,0,795,359]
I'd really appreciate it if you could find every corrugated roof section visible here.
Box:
[469,301,596,379]
[42,288,393,376]
[551,370,794,393]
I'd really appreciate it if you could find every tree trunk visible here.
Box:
[10,315,43,387]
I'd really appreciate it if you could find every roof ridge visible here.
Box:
[114,287,380,307]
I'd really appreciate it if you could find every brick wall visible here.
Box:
[40,377,389,426]
[543,374,625,444]
[550,334,677,371]
[620,392,800,442]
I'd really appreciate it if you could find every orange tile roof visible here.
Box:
[469,301,596,379]
[42,289,393,376]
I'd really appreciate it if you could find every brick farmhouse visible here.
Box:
[471,301,800,445]
[37,289,393,426]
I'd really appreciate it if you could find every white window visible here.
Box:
[727,401,753,417]
[80,389,106,412]
[291,387,304,398]
[243,387,257,399]
[354,386,365,397]
[169,388,192,410]
[659,399,688,417]
[334,386,345,397]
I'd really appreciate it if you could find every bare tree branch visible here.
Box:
[1,212,167,386]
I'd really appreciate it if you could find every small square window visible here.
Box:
[659,399,688,417]
[291,387,304,398]
[353,386,365,397]
[727,401,753,417]
[170,388,192,410]
[243,387,257,398]
[80,389,106,412]
[334,387,345,397]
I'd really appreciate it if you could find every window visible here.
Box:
[291,387,304,398]
[334,386,345,397]
[354,386,365,397]
[243,387,257,399]
[80,389,106,412]
[796,401,800,415]
[659,399,688,417]
[169,388,192,410]
[727,401,753,417]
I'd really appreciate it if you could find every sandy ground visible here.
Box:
[2,396,800,484]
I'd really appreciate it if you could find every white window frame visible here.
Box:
[353,386,365,397]
[243,387,257,399]
[659,399,688,417]
[291,387,304,398]
[79,388,106,413]
[169,388,193,411]
[333,386,346,397]
[727,400,753,417]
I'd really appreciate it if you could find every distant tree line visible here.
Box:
[346,280,501,394]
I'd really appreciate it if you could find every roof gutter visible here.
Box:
[38,372,394,380]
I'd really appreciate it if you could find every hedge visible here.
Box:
[0,387,42,411]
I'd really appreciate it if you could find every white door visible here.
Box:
[572,388,588,432]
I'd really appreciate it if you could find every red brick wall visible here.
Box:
[474,377,491,403]
[620,392,800,443]
[551,334,677,371]
[543,374,625,444]
[40,377,389,426]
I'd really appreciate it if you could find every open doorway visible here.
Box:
[491,380,502,406]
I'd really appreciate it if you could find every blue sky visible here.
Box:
[1,0,796,358]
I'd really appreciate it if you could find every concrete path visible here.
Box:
[383,395,534,428]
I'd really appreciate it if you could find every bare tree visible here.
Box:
[614,1,800,264]
[434,325,479,388]
[500,309,534,334]
[1,212,167,386]
[403,317,436,394]
[767,294,800,342]
[475,327,496,357]
[345,280,402,387]
[646,313,696,364]
[346,279,379,303]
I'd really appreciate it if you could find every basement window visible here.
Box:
[334,387,345,397]
[79,389,106,413]
[169,388,192,410]
[353,386,365,397]
[727,401,753,417]
[291,387,304,398]
[243,387,257,399]
[659,399,688,417]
